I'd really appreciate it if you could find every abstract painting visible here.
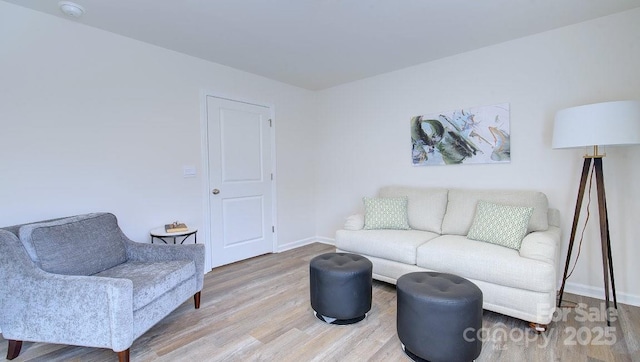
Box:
[411,103,510,166]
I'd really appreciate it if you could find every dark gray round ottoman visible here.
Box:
[309,252,372,325]
[397,272,483,362]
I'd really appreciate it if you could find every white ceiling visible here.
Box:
[6,0,640,90]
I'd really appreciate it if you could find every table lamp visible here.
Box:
[552,100,640,324]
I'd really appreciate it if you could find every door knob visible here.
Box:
[212,189,220,195]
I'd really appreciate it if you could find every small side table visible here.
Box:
[150,227,198,244]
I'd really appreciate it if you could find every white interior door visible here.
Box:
[206,96,274,268]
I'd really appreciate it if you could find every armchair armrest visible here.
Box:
[121,235,205,291]
[0,241,134,352]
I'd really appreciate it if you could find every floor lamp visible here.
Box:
[552,100,640,325]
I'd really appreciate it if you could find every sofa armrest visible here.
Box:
[548,208,561,228]
[519,226,561,267]
[344,213,365,230]
[121,235,205,291]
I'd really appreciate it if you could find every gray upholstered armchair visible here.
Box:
[0,213,205,362]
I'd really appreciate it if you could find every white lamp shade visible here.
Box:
[552,100,640,149]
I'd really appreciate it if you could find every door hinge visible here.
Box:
[271,173,273,181]
[272,226,275,233]
[268,119,272,127]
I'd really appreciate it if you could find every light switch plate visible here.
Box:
[183,165,196,178]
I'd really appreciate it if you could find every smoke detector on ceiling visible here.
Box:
[58,1,85,18]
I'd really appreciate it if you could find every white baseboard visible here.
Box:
[277,237,317,252]
[315,237,335,246]
[277,237,335,253]
[564,281,640,307]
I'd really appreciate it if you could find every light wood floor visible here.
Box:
[2,243,639,361]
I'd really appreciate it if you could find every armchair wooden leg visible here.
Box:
[116,348,130,362]
[6,340,22,360]
[194,291,201,309]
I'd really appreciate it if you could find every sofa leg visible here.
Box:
[528,322,548,333]
[6,340,22,360]
[194,291,201,309]
[116,348,130,362]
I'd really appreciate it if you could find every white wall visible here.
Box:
[315,8,640,304]
[0,2,317,256]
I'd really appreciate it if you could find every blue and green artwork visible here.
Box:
[411,103,510,166]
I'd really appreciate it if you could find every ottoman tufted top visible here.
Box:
[397,272,482,303]
[310,252,372,275]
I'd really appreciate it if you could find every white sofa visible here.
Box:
[335,186,561,327]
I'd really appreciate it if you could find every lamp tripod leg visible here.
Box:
[606,216,618,309]
[558,157,592,307]
[594,158,617,326]
[601,191,618,310]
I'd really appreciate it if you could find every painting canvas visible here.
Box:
[411,103,510,166]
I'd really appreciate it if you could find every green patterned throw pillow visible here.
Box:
[467,201,533,250]
[363,197,410,230]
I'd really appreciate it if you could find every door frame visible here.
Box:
[199,90,278,272]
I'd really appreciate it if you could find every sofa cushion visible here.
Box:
[416,235,555,293]
[335,229,439,264]
[467,201,533,250]
[18,213,127,275]
[441,189,548,235]
[363,197,410,230]
[378,186,448,234]
[94,260,195,310]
